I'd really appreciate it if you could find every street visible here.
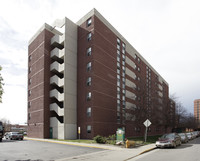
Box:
[1,137,200,161]
[132,137,200,161]
[0,138,105,161]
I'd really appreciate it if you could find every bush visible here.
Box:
[93,135,107,144]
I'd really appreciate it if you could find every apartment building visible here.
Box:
[27,8,175,139]
[194,99,200,124]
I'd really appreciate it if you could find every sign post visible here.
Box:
[78,127,81,142]
[143,119,151,142]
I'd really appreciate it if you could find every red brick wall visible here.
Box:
[77,15,120,139]
[27,29,54,138]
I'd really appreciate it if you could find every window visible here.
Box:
[122,43,126,49]
[122,49,125,54]
[138,57,140,63]
[117,62,120,69]
[117,50,120,55]
[117,56,120,62]
[117,69,120,74]
[122,72,125,77]
[117,104,120,112]
[28,113,31,120]
[29,55,32,62]
[117,94,120,99]
[122,60,125,66]
[86,62,92,71]
[28,67,31,73]
[87,107,91,117]
[28,101,31,108]
[122,83,125,89]
[117,38,121,45]
[28,78,31,85]
[138,67,140,72]
[122,77,125,83]
[86,77,91,86]
[28,90,31,97]
[87,32,92,41]
[117,44,120,50]
[137,96,141,101]
[122,95,125,101]
[87,18,92,27]
[117,87,120,94]
[117,38,120,50]
[87,47,92,56]
[87,92,91,101]
[117,75,120,79]
[117,112,120,123]
[117,80,120,87]
[87,125,91,133]
[122,89,125,94]
[122,66,125,72]
[122,54,125,60]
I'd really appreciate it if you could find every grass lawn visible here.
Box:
[52,135,161,146]
[53,139,95,144]
[127,135,161,145]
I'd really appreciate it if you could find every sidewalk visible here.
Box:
[25,137,156,161]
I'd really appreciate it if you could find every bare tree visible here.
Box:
[0,66,4,103]
[0,118,11,132]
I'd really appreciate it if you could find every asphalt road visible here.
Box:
[0,138,106,161]
[132,137,200,161]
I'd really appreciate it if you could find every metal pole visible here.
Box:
[145,126,148,142]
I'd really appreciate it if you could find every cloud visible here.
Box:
[0,0,200,123]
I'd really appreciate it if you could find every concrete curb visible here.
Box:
[24,137,117,150]
[124,146,157,161]
[138,147,157,155]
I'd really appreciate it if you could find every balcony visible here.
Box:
[50,61,64,73]
[50,75,64,87]
[51,34,65,48]
[50,89,64,102]
[50,103,64,116]
[51,48,64,60]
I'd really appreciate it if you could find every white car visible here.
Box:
[5,132,24,140]
[186,133,192,140]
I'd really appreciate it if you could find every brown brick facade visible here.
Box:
[27,29,54,138]
[28,9,175,139]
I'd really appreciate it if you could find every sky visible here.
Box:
[0,0,200,124]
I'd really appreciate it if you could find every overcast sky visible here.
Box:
[0,0,200,124]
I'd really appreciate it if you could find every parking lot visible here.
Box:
[0,138,105,161]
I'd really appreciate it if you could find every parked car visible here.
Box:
[192,131,199,138]
[156,133,181,148]
[178,133,189,143]
[186,132,193,140]
[5,132,24,140]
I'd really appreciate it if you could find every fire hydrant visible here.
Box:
[126,139,135,148]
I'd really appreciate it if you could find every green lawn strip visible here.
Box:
[52,139,95,144]
[127,135,161,145]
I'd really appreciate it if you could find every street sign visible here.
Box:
[78,127,81,134]
[143,119,152,142]
[78,127,81,141]
[143,119,151,127]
